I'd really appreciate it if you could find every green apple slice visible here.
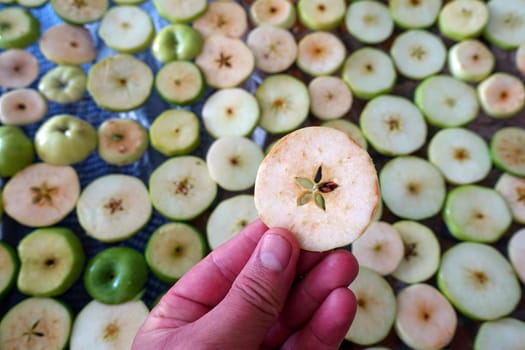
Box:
[342,47,396,100]
[296,31,346,77]
[202,88,260,138]
[359,95,427,156]
[155,61,205,106]
[97,118,149,166]
[321,119,368,150]
[443,185,512,243]
[297,0,346,30]
[415,75,479,127]
[149,156,218,221]
[389,0,442,29]
[0,7,40,49]
[17,0,48,7]
[395,284,457,350]
[495,173,525,224]
[345,266,396,346]
[246,25,297,74]
[0,126,34,178]
[0,241,18,299]
[475,318,525,350]
[255,74,310,134]
[308,76,352,121]
[391,220,441,284]
[51,0,108,24]
[153,0,207,23]
[77,174,152,242]
[193,1,247,39]
[150,109,200,157]
[0,88,47,126]
[206,136,264,192]
[0,49,39,88]
[345,0,394,44]
[517,42,525,75]
[17,227,84,297]
[448,39,495,83]
[438,242,521,320]
[484,0,525,49]
[351,221,404,276]
[151,24,203,63]
[38,65,87,104]
[0,297,72,350]
[250,0,296,29]
[71,299,148,349]
[490,126,525,177]
[438,0,489,41]
[87,54,153,112]
[508,228,525,284]
[206,194,258,250]
[478,72,525,118]
[196,35,254,89]
[427,128,492,184]
[145,222,206,283]
[390,29,446,80]
[40,23,96,65]
[98,5,154,54]
[3,163,80,227]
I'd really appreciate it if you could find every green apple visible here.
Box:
[0,241,18,299]
[151,24,203,63]
[35,114,97,166]
[17,227,85,297]
[0,7,40,49]
[97,118,149,166]
[38,65,87,104]
[84,246,148,304]
[153,0,207,23]
[0,126,34,177]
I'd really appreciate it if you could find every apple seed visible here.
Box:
[31,182,58,206]
[104,198,124,214]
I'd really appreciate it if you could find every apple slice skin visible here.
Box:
[0,242,19,300]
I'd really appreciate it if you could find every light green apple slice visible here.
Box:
[308,76,352,121]
[438,242,521,320]
[0,241,18,299]
[150,109,200,157]
[246,25,297,74]
[438,0,489,41]
[145,222,206,283]
[40,23,97,65]
[97,118,149,166]
[322,119,367,150]
[443,185,512,243]
[495,173,525,224]
[153,0,207,23]
[38,65,87,104]
[508,228,525,284]
[17,0,48,7]
[206,195,258,250]
[17,227,85,297]
[389,0,442,29]
[149,156,218,221]
[448,39,495,83]
[51,0,108,24]
[345,0,394,44]
[296,31,346,77]
[484,0,525,49]
[0,7,40,49]
[490,127,525,177]
[297,0,346,30]
[250,0,296,29]
[155,61,205,106]
[98,5,154,54]
[0,297,72,350]
[478,72,525,118]
[475,318,525,350]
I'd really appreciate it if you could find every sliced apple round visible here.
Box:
[246,25,297,74]
[438,0,489,41]
[448,39,495,83]
[474,317,525,350]
[490,126,525,177]
[477,72,525,119]
[0,241,18,299]
[296,31,346,77]
[51,0,108,24]
[0,88,47,126]
[250,0,296,29]
[193,1,247,39]
[389,0,442,29]
[345,0,394,44]
[39,23,97,65]
[494,173,525,224]
[297,0,346,30]
[155,61,205,106]
[507,228,525,284]
[97,118,149,166]
[484,0,525,49]
[0,49,39,88]
[150,109,200,157]
[153,0,207,23]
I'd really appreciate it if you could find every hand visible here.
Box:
[132,219,358,350]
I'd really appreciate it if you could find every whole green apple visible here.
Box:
[0,126,34,177]
[151,24,203,63]
[83,246,148,304]
[35,114,97,165]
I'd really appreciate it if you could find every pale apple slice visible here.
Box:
[0,297,72,350]
[297,0,346,30]
[250,0,296,29]
[97,118,149,166]
[321,119,368,150]
[448,39,495,83]
[495,173,525,224]
[254,126,379,252]
[484,0,525,49]
[246,25,297,74]
[51,0,108,24]
[0,88,47,126]
[296,31,346,77]
[18,0,48,7]
[70,299,148,350]
[490,126,525,177]
[517,42,525,75]
[0,49,39,88]
[345,0,394,44]
[153,0,207,23]
[508,228,525,284]
[194,1,247,39]
[40,23,97,65]
[3,163,80,227]
[150,109,200,157]
[308,76,352,121]
[475,317,525,350]
[77,174,152,242]
[477,72,525,118]
[395,284,457,350]
[38,65,87,104]
[155,61,205,106]
[0,242,18,299]
[389,0,442,29]
[206,195,258,250]
[438,0,489,41]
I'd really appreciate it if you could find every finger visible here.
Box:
[296,250,328,276]
[282,287,357,350]
[263,250,358,347]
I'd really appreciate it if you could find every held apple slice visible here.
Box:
[254,126,379,252]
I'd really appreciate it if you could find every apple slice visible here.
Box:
[345,266,396,346]
[444,185,512,243]
[254,126,379,252]
[389,0,442,29]
[321,119,368,150]
[153,0,207,23]
[495,173,525,224]
[206,136,264,191]
[97,118,149,166]
[246,25,297,74]
[391,220,441,284]
[150,109,200,157]
[0,49,39,88]
[345,0,394,44]
[3,163,80,227]
[296,31,346,77]
[155,61,205,106]
[477,72,525,118]
[351,221,404,276]
[0,7,40,49]
[0,241,18,299]
[484,0,525,49]
[77,174,152,242]
[145,222,206,283]
[51,0,108,24]
[475,318,525,350]
[17,227,84,297]
[17,0,48,7]
[0,88,47,126]
[508,228,525,284]
[0,297,72,350]
[438,0,489,41]
[71,299,148,349]
[517,42,525,75]
[38,65,87,104]
[490,126,525,177]
[297,0,346,30]
[395,284,457,350]
[308,76,352,121]
[193,1,247,39]
[151,24,203,63]
[206,194,258,250]
[87,54,153,112]
[40,23,97,65]
[438,242,521,320]
[250,0,296,29]
[448,39,495,83]
[149,156,218,221]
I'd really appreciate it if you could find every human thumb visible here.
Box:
[197,228,300,348]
